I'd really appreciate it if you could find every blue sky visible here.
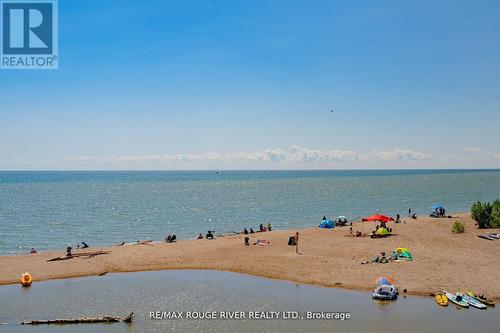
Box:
[1,0,499,170]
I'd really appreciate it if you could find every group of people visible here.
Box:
[243,223,272,235]
[361,251,391,264]
[243,223,273,246]
[347,227,364,237]
[194,230,215,240]
[430,207,446,218]
[322,215,350,227]
[165,234,177,243]
[65,241,89,257]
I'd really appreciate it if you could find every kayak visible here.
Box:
[460,293,487,309]
[435,292,448,306]
[444,291,469,308]
[465,291,494,307]
[462,293,486,309]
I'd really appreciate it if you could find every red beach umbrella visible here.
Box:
[362,214,395,222]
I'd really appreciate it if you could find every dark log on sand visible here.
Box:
[47,251,110,262]
[135,240,154,245]
[21,312,133,325]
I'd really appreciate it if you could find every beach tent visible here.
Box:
[319,219,335,228]
[376,276,395,286]
[375,227,389,236]
[362,214,395,222]
[394,247,413,261]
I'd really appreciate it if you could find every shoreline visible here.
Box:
[1,212,499,300]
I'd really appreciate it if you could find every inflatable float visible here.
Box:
[372,285,398,300]
[21,272,32,287]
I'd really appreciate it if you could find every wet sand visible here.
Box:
[1,213,499,299]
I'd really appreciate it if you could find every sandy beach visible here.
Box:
[1,212,499,299]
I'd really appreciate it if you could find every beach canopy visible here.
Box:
[431,204,444,210]
[376,276,395,286]
[362,214,395,222]
[394,247,413,260]
[319,219,335,229]
[376,227,389,236]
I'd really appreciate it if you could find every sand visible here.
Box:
[1,213,499,299]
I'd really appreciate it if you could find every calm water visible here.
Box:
[1,170,499,254]
[0,270,497,333]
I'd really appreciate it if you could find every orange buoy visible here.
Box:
[21,272,32,287]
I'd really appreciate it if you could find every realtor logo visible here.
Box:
[1,0,58,69]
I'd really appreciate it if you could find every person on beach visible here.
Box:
[30,248,37,254]
[267,222,272,231]
[322,216,327,220]
[243,228,248,234]
[165,234,172,243]
[348,227,353,237]
[206,230,214,239]
[244,237,250,246]
[408,208,412,216]
[396,214,401,223]
[197,233,203,239]
[81,241,89,249]
[250,228,254,234]
[66,245,73,257]
[295,232,300,254]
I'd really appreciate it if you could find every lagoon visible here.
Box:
[0,270,497,333]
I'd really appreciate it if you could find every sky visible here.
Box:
[1,0,499,170]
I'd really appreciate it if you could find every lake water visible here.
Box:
[1,170,500,254]
[0,270,497,333]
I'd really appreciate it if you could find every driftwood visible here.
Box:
[135,240,154,245]
[47,251,110,262]
[21,312,133,325]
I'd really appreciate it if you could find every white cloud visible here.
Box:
[288,145,360,162]
[60,146,430,165]
[60,155,95,161]
[464,147,483,154]
[464,147,500,160]
[227,148,288,162]
[367,148,430,161]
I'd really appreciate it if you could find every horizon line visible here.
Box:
[1,168,500,172]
